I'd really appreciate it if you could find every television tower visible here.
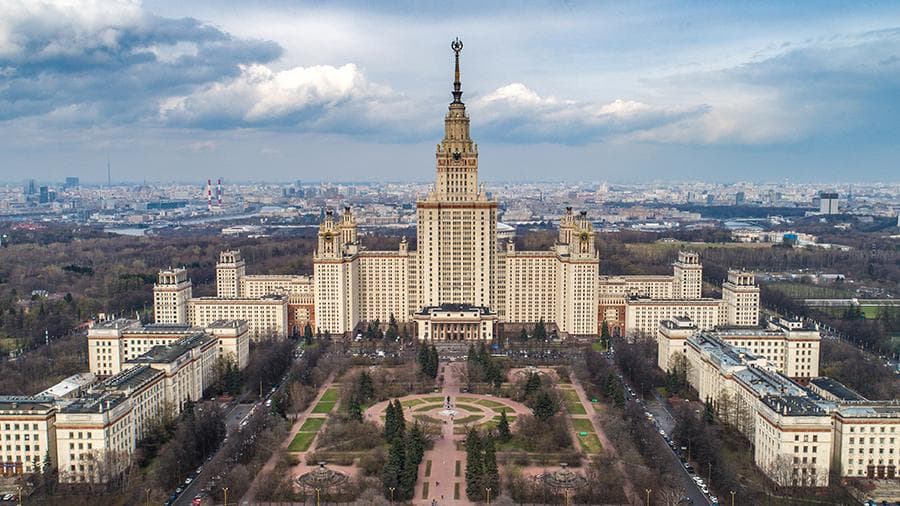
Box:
[107,155,111,187]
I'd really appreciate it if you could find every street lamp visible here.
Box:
[389,486,395,504]
[564,489,571,506]
[16,486,21,506]
[315,487,321,506]
[486,487,492,504]
[731,490,736,506]
[145,488,151,505]
[645,487,651,506]
[222,487,229,506]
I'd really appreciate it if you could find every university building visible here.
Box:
[147,43,762,345]
[657,316,899,487]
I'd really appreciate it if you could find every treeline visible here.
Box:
[153,402,226,490]
[381,400,426,501]
[0,333,87,394]
[465,344,504,390]
[821,340,899,400]
[0,230,319,343]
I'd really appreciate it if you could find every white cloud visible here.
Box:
[0,0,145,59]
[159,62,404,130]
[472,82,703,144]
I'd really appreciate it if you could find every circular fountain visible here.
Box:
[296,461,349,490]
[538,463,588,491]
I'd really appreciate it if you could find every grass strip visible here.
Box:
[319,388,339,402]
[287,432,316,452]
[311,401,336,414]
[298,418,326,432]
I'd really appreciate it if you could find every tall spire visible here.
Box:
[451,38,464,104]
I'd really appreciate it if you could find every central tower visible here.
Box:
[417,39,498,309]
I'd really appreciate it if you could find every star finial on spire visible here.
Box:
[451,38,464,104]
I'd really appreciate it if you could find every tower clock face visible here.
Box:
[452,150,461,161]
[580,232,589,241]
[324,232,333,241]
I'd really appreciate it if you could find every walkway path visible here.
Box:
[569,373,640,505]
[242,372,337,504]
[417,362,467,505]
[364,362,533,506]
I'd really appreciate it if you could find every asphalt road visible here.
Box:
[169,347,303,506]
[170,397,258,506]
[612,356,714,505]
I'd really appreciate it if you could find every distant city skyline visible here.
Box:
[1,1,899,183]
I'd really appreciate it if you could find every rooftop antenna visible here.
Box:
[107,155,111,187]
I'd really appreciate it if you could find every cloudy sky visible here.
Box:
[1,1,899,184]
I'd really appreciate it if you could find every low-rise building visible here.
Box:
[187,295,288,339]
[755,395,834,487]
[414,304,498,341]
[832,402,900,480]
[126,332,217,414]
[55,394,132,484]
[88,319,249,376]
[0,397,56,475]
[663,328,898,486]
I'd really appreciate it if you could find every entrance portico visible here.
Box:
[414,303,497,341]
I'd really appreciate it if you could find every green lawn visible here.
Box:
[497,438,528,452]
[454,403,484,412]
[423,396,444,402]
[288,431,317,452]
[454,482,460,500]
[481,415,517,431]
[401,398,426,407]
[0,337,25,353]
[561,389,580,401]
[591,341,608,352]
[414,403,444,412]
[578,432,602,454]
[422,481,429,499]
[474,399,507,408]
[425,460,432,477]
[571,418,593,432]
[299,417,326,432]
[453,414,483,425]
[319,388,340,403]
[312,400,336,414]
[455,461,461,477]
[766,282,854,299]
[413,414,444,425]
[566,401,587,415]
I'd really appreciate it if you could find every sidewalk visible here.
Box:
[569,374,640,505]
[242,372,337,504]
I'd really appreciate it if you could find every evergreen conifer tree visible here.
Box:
[382,436,405,499]
[497,409,511,442]
[482,432,500,497]
[533,390,558,421]
[465,429,483,500]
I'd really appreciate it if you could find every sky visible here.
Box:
[0,0,899,184]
